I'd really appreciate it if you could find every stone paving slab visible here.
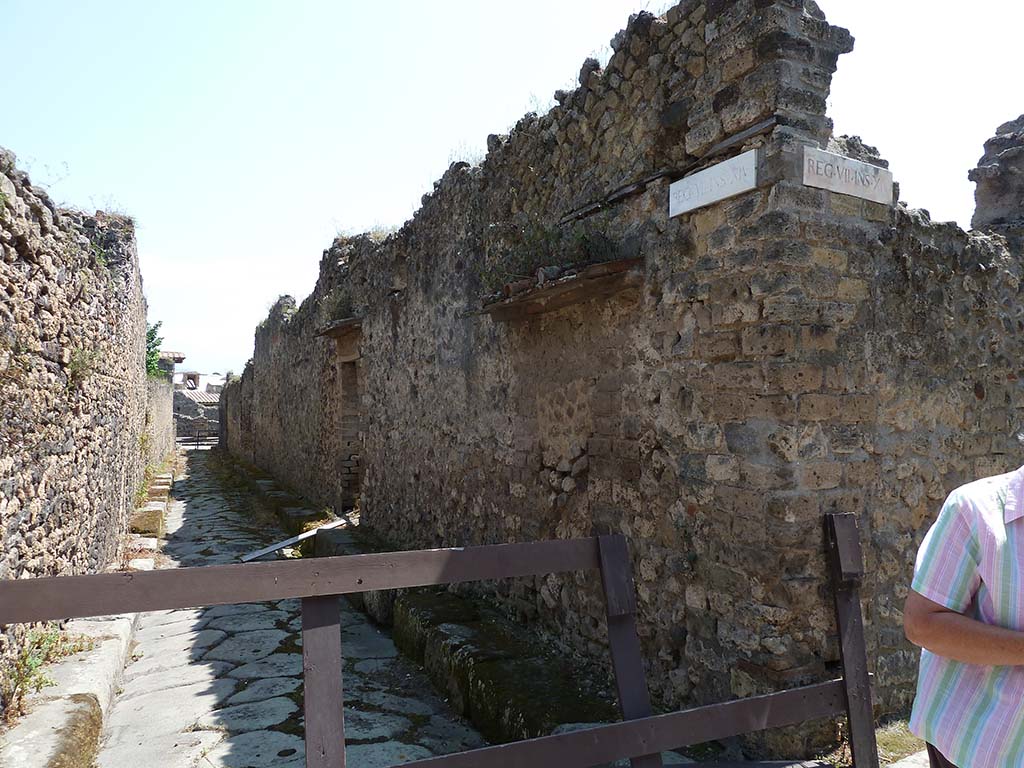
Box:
[95,449,487,767]
[889,751,930,768]
[119,661,234,699]
[98,730,224,768]
[103,678,238,746]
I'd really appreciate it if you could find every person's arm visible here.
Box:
[904,589,1024,666]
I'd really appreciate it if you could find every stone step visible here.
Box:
[314,528,620,745]
[130,501,167,538]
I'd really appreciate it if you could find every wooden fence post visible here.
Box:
[302,595,345,768]
[598,534,664,768]
[825,514,879,768]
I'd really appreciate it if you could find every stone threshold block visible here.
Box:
[129,500,167,538]
[280,506,334,534]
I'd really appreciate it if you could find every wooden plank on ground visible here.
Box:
[0,538,601,624]
[396,680,846,768]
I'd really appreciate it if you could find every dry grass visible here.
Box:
[816,719,924,767]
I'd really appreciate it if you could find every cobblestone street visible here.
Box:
[96,448,484,768]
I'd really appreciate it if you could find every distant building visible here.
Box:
[173,370,223,441]
[157,351,186,377]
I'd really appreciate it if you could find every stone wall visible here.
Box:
[0,148,148,701]
[173,390,220,438]
[145,376,176,467]
[970,115,1024,254]
[222,0,1023,753]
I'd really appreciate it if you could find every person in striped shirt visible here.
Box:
[905,466,1024,768]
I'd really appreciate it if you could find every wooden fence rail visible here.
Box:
[0,514,879,768]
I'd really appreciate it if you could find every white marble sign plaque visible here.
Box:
[803,146,894,205]
[669,149,758,218]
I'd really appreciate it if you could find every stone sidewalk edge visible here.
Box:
[0,612,140,768]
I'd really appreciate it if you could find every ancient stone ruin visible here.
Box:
[219,0,1024,753]
[970,114,1024,255]
[0,147,175,685]
[173,369,223,441]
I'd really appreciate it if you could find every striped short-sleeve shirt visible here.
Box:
[909,466,1024,768]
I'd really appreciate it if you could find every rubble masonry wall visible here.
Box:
[221,0,1023,751]
[0,148,150,702]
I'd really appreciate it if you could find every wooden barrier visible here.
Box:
[0,514,878,768]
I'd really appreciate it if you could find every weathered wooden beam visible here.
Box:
[0,538,601,624]
[826,514,879,768]
[558,117,777,224]
[302,595,346,768]
[482,258,644,322]
[598,535,662,768]
[398,680,846,768]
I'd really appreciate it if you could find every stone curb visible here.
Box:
[129,471,175,538]
[0,613,140,768]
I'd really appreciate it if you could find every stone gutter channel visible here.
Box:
[0,470,174,768]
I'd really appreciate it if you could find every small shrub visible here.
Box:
[66,348,98,389]
[134,463,156,507]
[1,625,95,723]
[90,243,109,269]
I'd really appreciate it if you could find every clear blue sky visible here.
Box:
[1,1,1020,374]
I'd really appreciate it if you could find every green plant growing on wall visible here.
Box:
[91,242,109,269]
[478,217,621,294]
[134,465,156,508]
[0,625,95,723]
[66,347,98,390]
[139,430,152,457]
[146,322,164,377]
[0,333,31,383]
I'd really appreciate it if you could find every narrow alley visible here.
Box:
[95,448,484,768]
